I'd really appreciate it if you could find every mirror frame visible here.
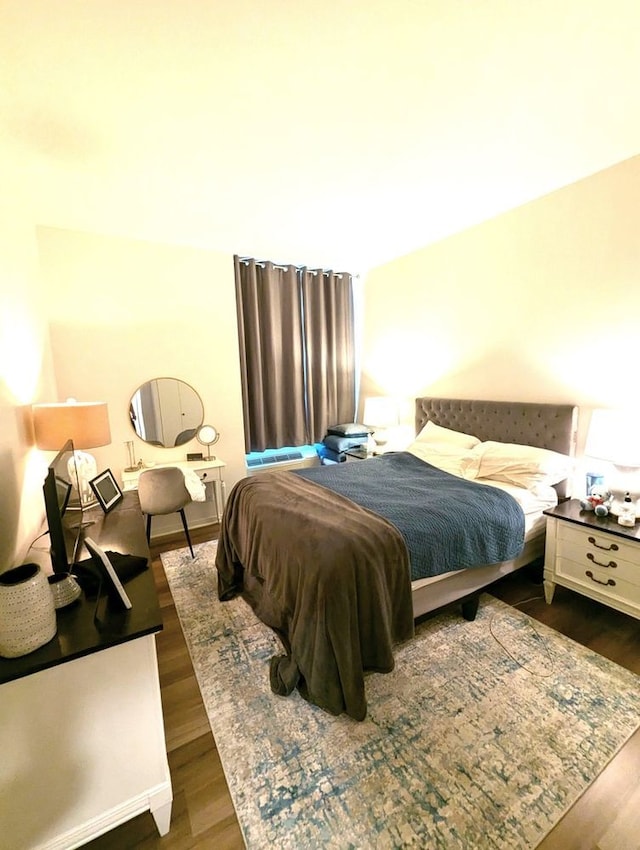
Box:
[129,377,204,448]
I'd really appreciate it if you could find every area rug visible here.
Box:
[161,541,640,849]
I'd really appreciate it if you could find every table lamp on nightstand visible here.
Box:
[362,397,413,454]
[363,397,398,451]
[585,408,640,518]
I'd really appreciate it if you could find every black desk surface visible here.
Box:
[0,492,162,686]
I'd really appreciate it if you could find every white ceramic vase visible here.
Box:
[0,563,57,658]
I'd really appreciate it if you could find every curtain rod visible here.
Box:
[237,256,355,277]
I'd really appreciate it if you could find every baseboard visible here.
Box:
[148,516,217,543]
[39,781,172,849]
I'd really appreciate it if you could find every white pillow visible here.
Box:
[471,441,573,489]
[414,421,481,449]
[407,442,480,479]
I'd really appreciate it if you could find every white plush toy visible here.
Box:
[580,485,614,517]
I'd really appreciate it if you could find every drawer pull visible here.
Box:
[586,553,617,569]
[585,570,616,587]
[587,536,618,552]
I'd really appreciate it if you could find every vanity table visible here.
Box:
[125,376,225,523]
[122,458,227,523]
[0,493,172,850]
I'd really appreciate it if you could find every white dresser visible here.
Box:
[543,499,640,620]
[0,494,172,849]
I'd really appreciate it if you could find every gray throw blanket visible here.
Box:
[296,452,525,581]
[216,471,414,721]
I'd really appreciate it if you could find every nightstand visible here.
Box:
[543,499,640,620]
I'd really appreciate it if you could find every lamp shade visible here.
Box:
[363,397,398,428]
[585,409,640,468]
[33,401,111,451]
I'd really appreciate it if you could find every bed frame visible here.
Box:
[411,397,578,620]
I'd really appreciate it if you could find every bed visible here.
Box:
[408,398,577,619]
[216,397,578,720]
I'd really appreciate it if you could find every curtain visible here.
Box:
[235,256,356,452]
[300,268,356,443]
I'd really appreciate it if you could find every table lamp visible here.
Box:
[584,408,640,516]
[363,397,397,447]
[33,400,112,507]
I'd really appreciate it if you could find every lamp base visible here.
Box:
[68,450,99,508]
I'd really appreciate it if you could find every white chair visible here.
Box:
[138,467,195,558]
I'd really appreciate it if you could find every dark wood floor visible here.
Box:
[85,530,640,850]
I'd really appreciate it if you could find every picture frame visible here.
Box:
[83,536,133,611]
[89,468,123,513]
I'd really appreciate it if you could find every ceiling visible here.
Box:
[2,1,640,271]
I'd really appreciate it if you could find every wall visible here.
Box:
[0,213,59,571]
[360,155,640,480]
[36,227,247,535]
[5,155,638,560]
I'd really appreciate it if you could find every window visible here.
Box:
[235,256,357,453]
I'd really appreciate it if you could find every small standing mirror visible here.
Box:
[129,378,204,448]
[197,424,220,459]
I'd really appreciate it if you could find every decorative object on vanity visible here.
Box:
[33,399,112,507]
[47,572,82,609]
[162,541,640,850]
[89,468,124,513]
[129,377,204,449]
[124,439,139,472]
[196,423,219,460]
[584,407,640,517]
[0,564,57,658]
[137,466,195,558]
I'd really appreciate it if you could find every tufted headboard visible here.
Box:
[415,397,579,500]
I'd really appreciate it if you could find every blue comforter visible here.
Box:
[295,452,525,581]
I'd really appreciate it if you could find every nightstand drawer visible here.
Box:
[557,524,640,587]
[556,558,640,607]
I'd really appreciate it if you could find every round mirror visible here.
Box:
[197,424,220,459]
[129,378,204,448]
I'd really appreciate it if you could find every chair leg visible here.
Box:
[145,513,152,544]
[178,508,195,559]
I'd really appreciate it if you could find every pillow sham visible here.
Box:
[327,422,370,437]
[413,420,481,449]
[323,434,368,453]
[407,442,479,479]
[471,441,573,489]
